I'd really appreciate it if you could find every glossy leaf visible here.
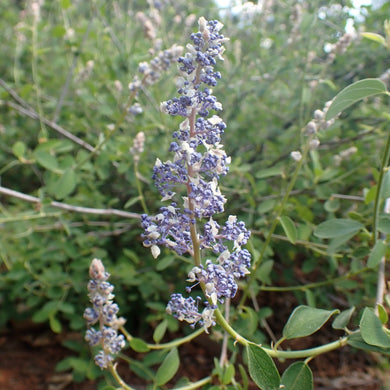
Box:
[155,348,180,386]
[283,305,339,340]
[280,362,313,390]
[367,240,387,268]
[360,308,390,348]
[325,78,387,120]
[314,218,363,239]
[332,307,355,330]
[279,216,297,244]
[247,344,280,390]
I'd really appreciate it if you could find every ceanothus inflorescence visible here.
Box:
[141,17,251,332]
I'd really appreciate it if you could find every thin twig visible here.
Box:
[0,78,95,152]
[0,185,141,220]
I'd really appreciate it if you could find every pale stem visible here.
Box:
[119,326,204,350]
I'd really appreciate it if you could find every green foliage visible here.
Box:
[247,344,280,390]
[2,0,390,388]
[282,306,339,340]
[280,362,313,390]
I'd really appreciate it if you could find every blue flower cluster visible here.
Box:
[84,259,126,369]
[141,17,251,331]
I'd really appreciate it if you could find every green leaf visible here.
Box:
[326,231,358,254]
[12,141,26,159]
[332,307,355,330]
[314,218,363,239]
[155,348,180,386]
[255,166,283,179]
[367,240,387,268]
[130,337,150,353]
[222,363,236,385]
[360,308,390,348]
[347,332,390,354]
[238,364,249,390]
[247,344,280,390]
[377,303,389,325]
[34,150,59,172]
[364,185,377,204]
[361,32,387,47]
[325,78,387,120]
[49,314,62,333]
[279,216,297,244]
[53,168,76,199]
[283,306,339,340]
[378,215,390,234]
[32,301,58,322]
[256,260,274,285]
[280,362,313,390]
[153,320,168,344]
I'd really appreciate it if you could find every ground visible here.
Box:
[0,320,389,390]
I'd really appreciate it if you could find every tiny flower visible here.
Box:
[290,151,302,162]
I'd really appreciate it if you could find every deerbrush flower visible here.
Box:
[142,17,251,330]
[84,259,126,369]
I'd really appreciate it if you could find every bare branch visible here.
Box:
[0,185,142,220]
[0,78,95,153]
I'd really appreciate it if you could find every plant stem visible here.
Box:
[120,326,204,350]
[214,304,351,359]
[134,163,149,214]
[172,376,212,389]
[372,130,390,242]
[109,363,135,390]
[75,75,147,170]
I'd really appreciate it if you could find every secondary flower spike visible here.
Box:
[84,259,126,369]
[141,17,251,331]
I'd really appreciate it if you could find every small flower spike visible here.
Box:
[84,259,126,369]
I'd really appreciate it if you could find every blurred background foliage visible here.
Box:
[1,0,390,381]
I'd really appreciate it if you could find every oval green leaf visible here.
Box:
[247,344,280,390]
[153,320,168,344]
[314,218,363,239]
[347,332,390,354]
[279,216,297,244]
[332,307,355,330]
[280,362,313,390]
[54,168,76,199]
[129,337,150,353]
[34,150,59,172]
[360,308,390,348]
[12,141,26,159]
[325,78,387,120]
[283,305,339,340]
[155,347,180,386]
[367,240,387,268]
